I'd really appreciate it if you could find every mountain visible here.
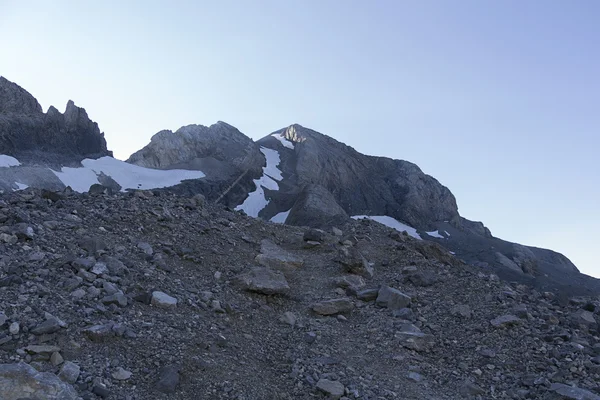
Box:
[130,123,593,295]
[0,77,596,295]
[0,77,205,193]
[3,77,600,400]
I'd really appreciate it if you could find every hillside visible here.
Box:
[0,188,599,399]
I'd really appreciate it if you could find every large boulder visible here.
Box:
[285,184,348,228]
[0,362,79,400]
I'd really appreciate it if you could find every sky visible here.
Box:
[1,1,599,276]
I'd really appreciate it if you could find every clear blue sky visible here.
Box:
[1,1,599,276]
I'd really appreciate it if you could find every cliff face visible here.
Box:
[0,77,112,166]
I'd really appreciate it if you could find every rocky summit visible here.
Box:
[1,77,600,399]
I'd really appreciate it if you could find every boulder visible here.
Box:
[376,286,411,310]
[255,240,303,274]
[285,184,349,229]
[312,298,354,315]
[234,267,290,295]
[0,362,79,400]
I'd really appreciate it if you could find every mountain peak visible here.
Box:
[0,76,43,115]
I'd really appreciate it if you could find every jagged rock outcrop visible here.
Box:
[0,77,111,166]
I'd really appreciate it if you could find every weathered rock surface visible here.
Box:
[234,267,290,295]
[0,362,79,400]
[0,76,111,166]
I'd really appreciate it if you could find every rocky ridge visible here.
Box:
[0,77,112,166]
[0,187,599,399]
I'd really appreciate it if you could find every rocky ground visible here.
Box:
[0,187,599,400]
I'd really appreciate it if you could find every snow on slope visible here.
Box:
[14,182,29,190]
[426,230,445,239]
[235,147,284,218]
[270,209,290,224]
[52,156,205,192]
[0,155,21,167]
[352,215,422,240]
[271,133,294,149]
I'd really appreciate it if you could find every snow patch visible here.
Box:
[271,133,295,149]
[449,251,456,255]
[426,230,445,239]
[270,209,291,224]
[14,182,29,190]
[352,215,422,240]
[51,156,205,193]
[444,231,450,236]
[0,154,21,167]
[235,147,284,218]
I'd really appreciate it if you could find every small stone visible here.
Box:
[355,288,379,301]
[312,298,354,315]
[332,227,343,236]
[112,367,132,381]
[58,361,80,384]
[9,321,19,335]
[155,365,180,393]
[138,242,154,255]
[234,267,290,295]
[316,378,345,399]
[451,304,472,319]
[0,313,6,327]
[408,371,423,382]
[334,275,366,289]
[91,262,109,275]
[101,292,128,307]
[31,318,61,335]
[51,352,64,366]
[71,288,87,299]
[280,311,297,326]
[304,228,327,242]
[376,286,411,310]
[151,291,178,309]
[490,315,521,328]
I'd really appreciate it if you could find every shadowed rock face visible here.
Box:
[258,124,459,229]
[0,77,112,166]
[286,184,349,228]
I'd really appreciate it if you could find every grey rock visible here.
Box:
[50,352,64,366]
[286,184,349,229]
[303,228,327,242]
[316,378,345,399]
[58,361,80,384]
[280,311,297,326]
[101,292,128,307]
[392,308,416,321]
[395,323,434,352]
[451,304,472,319]
[403,270,437,287]
[355,288,380,301]
[376,286,411,310]
[255,239,303,274]
[151,291,177,309]
[83,324,114,342]
[0,362,78,400]
[334,275,366,289]
[9,321,19,335]
[137,242,153,255]
[155,365,180,394]
[31,318,61,335]
[312,298,354,315]
[337,246,373,278]
[111,367,132,381]
[91,262,108,275]
[234,267,290,295]
[490,315,521,328]
[550,383,600,400]
[0,312,6,327]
